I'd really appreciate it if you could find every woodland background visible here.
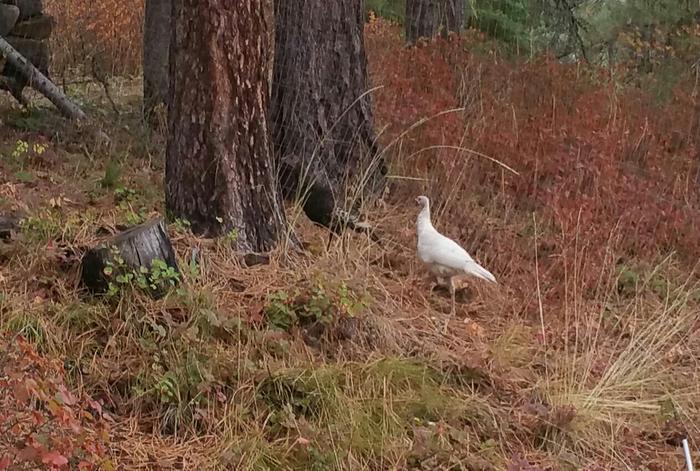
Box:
[1,0,700,469]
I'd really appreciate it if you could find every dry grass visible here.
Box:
[0,16,699,471]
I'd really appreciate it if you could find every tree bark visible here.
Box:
[165,0,286,252]
[143,0,170,122]
[405,0,465,44]
[270,0,386,206]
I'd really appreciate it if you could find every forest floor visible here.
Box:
[0,19,699,471]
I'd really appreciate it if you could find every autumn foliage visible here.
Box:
[2,5,700,470]
[44,0,144,76]
[367,19,700,301]
[0,335,111,470]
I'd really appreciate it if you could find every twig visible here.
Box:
[91,57,119,116]
[684,438,695,471]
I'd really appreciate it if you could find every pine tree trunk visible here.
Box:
[165,0,286,252]
[143,0,171,122]
[405,0,465,44]
[270,0,386,203]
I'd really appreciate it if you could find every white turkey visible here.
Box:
[415,195,496,327]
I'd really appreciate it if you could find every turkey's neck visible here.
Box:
[417,205,433,234]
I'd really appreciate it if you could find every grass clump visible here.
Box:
[256,358,498,469]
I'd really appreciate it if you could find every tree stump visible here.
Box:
[80,219,180,299]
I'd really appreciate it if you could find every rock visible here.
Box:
[9,13,53,39]
[0,215,19,240]
[2,0,42,21]
[0,4,19,36]
[242,252,269,267]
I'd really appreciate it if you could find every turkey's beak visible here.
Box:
[415,197,420,205]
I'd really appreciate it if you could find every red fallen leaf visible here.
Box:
[0,455,10,470]
[12,382,29,403]
[56,386,77,406]
[41,450,68,467]
[295,437,311,446]
[17,445,39,462]
[88,399,102,415]
[31,410,46,425]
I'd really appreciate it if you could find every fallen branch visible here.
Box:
[0,35,86,120]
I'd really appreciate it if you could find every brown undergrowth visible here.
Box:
[0,17,698,471]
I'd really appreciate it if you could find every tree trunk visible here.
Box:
[165,0,286,252]
[143,0,170,122]
[405,0,465,44]
[270,0,386,206]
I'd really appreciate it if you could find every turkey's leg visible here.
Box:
[444,277,456,333]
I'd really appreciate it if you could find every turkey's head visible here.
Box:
[415,195,429,208]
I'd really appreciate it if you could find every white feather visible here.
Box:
[415,196,496,284]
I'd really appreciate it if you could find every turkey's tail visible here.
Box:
[464,261,497,284]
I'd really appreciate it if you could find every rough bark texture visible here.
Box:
[80,218,179,298]
[143,0,170,121]
[270,0,386,205]
[405,0,465,44]
[166,0,286,252]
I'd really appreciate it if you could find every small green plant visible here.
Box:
[265,290,296,330]
[113,186,137,204]
[304,284,334,325]
[103,247,180,298]
[171,218,192,234]
[10,139,29,159]
[338,281,369,317]
[101,158,122,188]
[124,207,148,226]
[132,349,214,434]
[8,139,49,171]
[616,264,640,296]
[113,186,148,225]
[223,228,238,244]
[13,170,35,183]
[141,259,180,292]
[264,281,370,331]
[19,213,63,244]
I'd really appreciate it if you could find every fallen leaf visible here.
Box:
[295,437,311,446]
[41,450,68,467]
[56,386,77,406]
